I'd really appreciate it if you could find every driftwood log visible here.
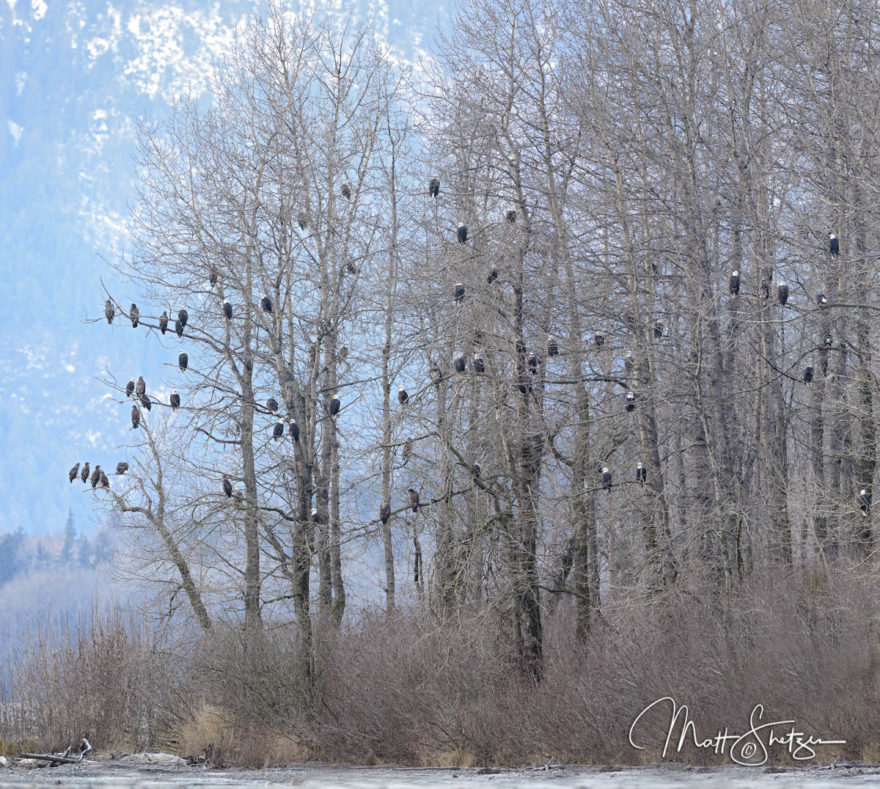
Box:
[20,736,92,765]
[19,753,84,765]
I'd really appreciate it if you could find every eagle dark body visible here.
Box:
[159,311,169,334]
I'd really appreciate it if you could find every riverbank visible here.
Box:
[1,759,880,788]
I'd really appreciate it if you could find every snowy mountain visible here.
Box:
[0,0,446,535]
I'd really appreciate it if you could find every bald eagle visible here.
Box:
[487,266,498,284]
[654,321,663,339]
[81,462,90,483]
[178,308,188,329]
[402,439,413,462]
[159,311,168,335]
[528,354,539,374]
[625,391,636,411]
[823,332,833,350]
[223,477,232,498]
[116,462,129,475]
[829,232,839,256]
[408,488,420,513]
[430,361,443,388]
[126,378,135,398]
[457,223,467,244]
[803,365,814,383]
[380,501,391,524]
[99,470,110,489]
[288,418,299,442]
[136,376,146,398]
[178,351,188,372]
[261,295,272,313]
[636,462,646,484]
[328,392,340,416]
[506,209,517,223]
[266,398,279,415]
[398,385,408,404]
[209,265,218,287]
[472,462,481,478]
[223,301,232,321]
[311,507,321,523]
[69,463,80,483]
[454,354,466,373]
[170,391,180,412]
[601,467,612,492]
[429,178,440,198]
[131,405,141,429]
[594,333,605,347]
[90,466,101,489]
[130,304,139,328]
[778,282,789,307]
[140,394,151,412]
[341,182,351,200]
[817,292,828,307]
[624,352,635,372]
[454,283,464,304]
[730,270,740,296]
[860,489,871,517]
[273,421,284,440]
[297,213,308,230]
[472,354,485,373]
[104,300,115,324]
[175,319,184,339]
[547,336,559,357]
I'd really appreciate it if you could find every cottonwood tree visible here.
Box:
[102,5,410,679]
